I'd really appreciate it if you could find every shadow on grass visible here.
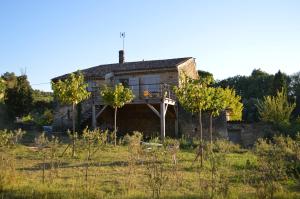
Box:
[18,160,164,171]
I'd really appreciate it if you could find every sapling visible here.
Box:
[35,133,49,183]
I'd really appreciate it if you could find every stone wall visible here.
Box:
[178,105,228,140]
[227,122,275,147]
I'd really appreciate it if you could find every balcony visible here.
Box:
[89,83,176,105]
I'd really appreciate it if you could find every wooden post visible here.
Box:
[175,105,178,138]
[160,102,166,140]
[92,105,96,129]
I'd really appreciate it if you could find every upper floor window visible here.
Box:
[87,80,97,92]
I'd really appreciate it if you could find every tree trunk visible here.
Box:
[72,103,76,157]
[114,107,117,146]
[199,110,203,167]
[210,112,213,146]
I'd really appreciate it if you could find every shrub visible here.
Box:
[252,135,300,198]
[0,129,26,147]
[212,139,241,153]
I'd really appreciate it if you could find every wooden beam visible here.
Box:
[164,103,168,116]
[96,105,108,118]
[92,105,96,129]
[146,104,160,118]
[174,105,179,138]
[160,102,166,141]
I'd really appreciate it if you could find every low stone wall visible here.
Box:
[178,105,228,140]
[227,122,275,147]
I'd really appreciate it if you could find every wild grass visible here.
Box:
[0,131,299,199]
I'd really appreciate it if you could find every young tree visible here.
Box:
[174,74,211,166]
[100,83,134,146]
[51,72,90,156]
[206,87,226,144]
[206,87,243,144]
[256,89,295,127]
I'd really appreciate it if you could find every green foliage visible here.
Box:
[222,87,243,121]
[20,114,34,123]
[0,77,5,102]
[33,109,54,126]
[212,139,241,153]
[217,69,274,122]
[81,128,108,159]
[253,135,300,198]
[32,90,53,103]
[100,83,134,145]
[198,70,214,84]
[52,72,90,144]
[290,72,300,117]
[4,75,33,118]
[174,74,210,114]
[256,89,296,127]
[272,70,288,96]
[0,133,299,198]
[100,83,134,109]
[51,72,90,106]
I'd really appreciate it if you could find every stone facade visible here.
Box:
[227,122,275,147]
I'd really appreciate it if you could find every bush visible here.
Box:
[212,139,241,153]
[0,129,26,147]
[252,135,300,198]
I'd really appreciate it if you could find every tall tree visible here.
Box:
[256,89,295,128]
[174,74,210,166]
[290,72,300,117]
[51,72,90,156]
[100,83,134,146]
[272,70,287,96]
[4,75,33,118]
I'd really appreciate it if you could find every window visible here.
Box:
[118,78,129,87]
[87,80,97,92]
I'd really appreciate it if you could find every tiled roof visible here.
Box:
[52,57,192,81]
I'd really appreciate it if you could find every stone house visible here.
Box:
[52,50,228,139]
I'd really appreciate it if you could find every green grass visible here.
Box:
[0,138,299,199]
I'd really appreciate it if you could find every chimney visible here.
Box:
[119,50,124,64]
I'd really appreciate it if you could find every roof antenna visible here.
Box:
[20,67,27,76]
[120,32,125,50]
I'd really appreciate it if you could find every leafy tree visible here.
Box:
[217,69,274,122]
[174,74,210,166]
[51,72,90,156]
[206,87,243,144]
[4,75,33,118]
[272,70,288,96]
[256,89,295,128]
[198,70,214,83]
[100,83,134,146]
[222,87,243,121]
[289,72,300,117]
[206,87,226,144]
[1,72,17,89]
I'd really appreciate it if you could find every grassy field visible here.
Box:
[0,131,299,199]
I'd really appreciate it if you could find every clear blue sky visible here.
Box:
[1,0,300,91]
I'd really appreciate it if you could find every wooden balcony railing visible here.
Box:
[89,83,176,104]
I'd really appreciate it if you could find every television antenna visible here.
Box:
[120,32,125,50]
